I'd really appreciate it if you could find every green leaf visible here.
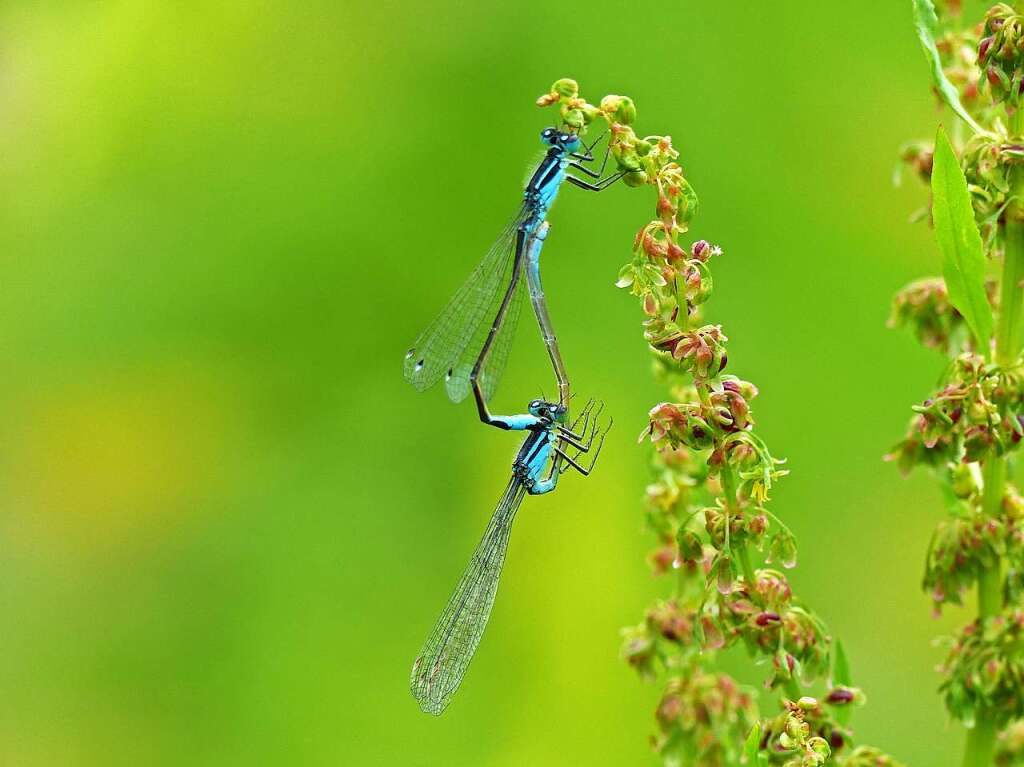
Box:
[931,127,993,352]
[743,722,761,765]
[832,639,851,687]
[912,0,984,135]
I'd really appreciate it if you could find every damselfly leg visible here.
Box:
[557,407,612,476]
[571,131,610,168]
[571,130,605,161]
[566,170,628,192]
[559,397,598,440]
[557,399,603,445]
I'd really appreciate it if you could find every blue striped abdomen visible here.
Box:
[517,432,553,485]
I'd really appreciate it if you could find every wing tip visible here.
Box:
[410,683,449,716]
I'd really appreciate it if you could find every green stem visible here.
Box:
[737,544,757,592]
[995,217,1024,368]
[978,456,1004,621]
[962,110,1024,767]
[963,717,999,767]
[719,458,739,511]
[720,456,804,703]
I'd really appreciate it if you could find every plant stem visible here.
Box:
[737,544,757,592]
[977,457,1004,623]
[963,717,999,767]
[995,217,1024,368]
[962,111,1024,767]
[719,448,804,703]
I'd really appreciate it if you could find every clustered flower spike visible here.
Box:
[892,1,1024,756]
[940,608,1024,727]
[539,77,901,764]
[922,487,1024,614]
[888,276,995,354]
[887,352,1024,474]
[979,4,1024,106]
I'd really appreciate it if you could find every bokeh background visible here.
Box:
[0,1,992,764]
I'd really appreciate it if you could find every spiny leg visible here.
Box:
[568,137,612,178]
[566,170,627,192]
[570,130,605,162]
[560,398,599,441]
[560,400,603,443]
[570,132,611,177]
[558,416,612,476]
[557,406,604,453]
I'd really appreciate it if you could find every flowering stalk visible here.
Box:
[537,79,901,765]
[892,2,1024,765]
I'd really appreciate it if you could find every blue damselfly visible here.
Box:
[409,398,611,715]
[404,127,623,416]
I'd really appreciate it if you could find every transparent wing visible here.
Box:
[410,478,527,715]
[404,208,526,396]
[445,254,527,403]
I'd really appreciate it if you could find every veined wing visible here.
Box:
[404,208,526,396]
[410,477,527,715]
[445,252,527,404]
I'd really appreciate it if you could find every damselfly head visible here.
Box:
[540,127,581,154]
[527,398,560,421]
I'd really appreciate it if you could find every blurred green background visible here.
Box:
[0,1,987,764]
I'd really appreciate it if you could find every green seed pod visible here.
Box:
[797,696,818,711]
[562,108,586,129]
[683,412,715,450]
[613,141,640,165]
[623,170,648,187]
[950,463,976,498]
[635,138,653,157]
[716,555,733,594]
[808,737,831,762]
[552,78,578,98]
[600,94,637,125]
[614,96,637,125]
[785,715,809,740]
[677,529,703,561]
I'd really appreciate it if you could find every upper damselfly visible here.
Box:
[404,127,624,416]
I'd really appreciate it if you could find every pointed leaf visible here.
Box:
[931,127,993,351]
[912,0,984,134]
[832,639,851,687]
[743,722,761,765]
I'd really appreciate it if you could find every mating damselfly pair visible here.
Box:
[403,124,624,714]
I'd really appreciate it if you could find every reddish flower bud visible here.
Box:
[826,687,855,704]
[980,35,995,61]
[755,611,781,627]
[650,544,675,574]
[656,694,682,727]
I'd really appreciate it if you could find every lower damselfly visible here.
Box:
[409,397,611,715]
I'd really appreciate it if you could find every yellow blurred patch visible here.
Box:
[2,364,240,561]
